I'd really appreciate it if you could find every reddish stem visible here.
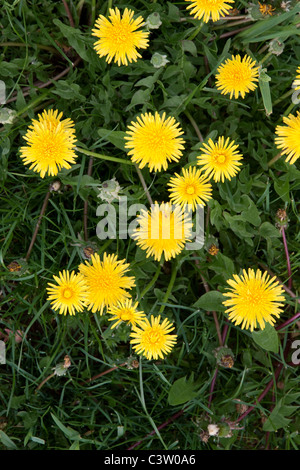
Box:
[127,409,184,450]
[62,0,75,27]
[208,368,219,408]
[25,189,51,262]
[275,312,300,331]
[233,363,283,424]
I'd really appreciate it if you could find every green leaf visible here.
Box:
[252,323,279,353]
[241,198,261,226]
[0,430,18,450]
[53,19,92,62]
[263,398,298,432]
[237,3,300,42]
[274,177,290,203]
[259,72,272,116]
[52,80,85,102]
[193,291,226,312]
[207,252,235,279]
[97,129,127,151]
[51,413,81,441]
[181,40,197,57]
[168,374,200,406]
[258,221,280,239]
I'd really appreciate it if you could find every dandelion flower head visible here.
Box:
[168,166,213,211]
[275,111,300,165]
[132,201,193,262]
[78,252,135,314]
[92,7,149,66]
[107,299,146,329]
[20,109,77,178]
[185,0,234,23]
[46,270,88,316]
[197,136,243,182]
[130,315,177,360]
[293,66,300,91]
[216,54,259,99]
[125,112,185,172]
[222,268,285,331]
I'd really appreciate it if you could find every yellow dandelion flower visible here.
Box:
[275,111,300,165]
[132,201,193,262]
[197,136,243,183]
[92,7,149,66]
[19,109,77,178]
[293,66,300,91]
[124,112,185,172]
[78,252,135,314]
[222,269,285,332]
[167,166,213,211]
[46,270,88,316]
[259,2,275,16]
[130,315,177,360]
[107,298,146,329]
[216,54,259,99]
[185,0,234,22]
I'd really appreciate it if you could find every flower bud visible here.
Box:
[145,12,162,30]
[150,52,169,69]
[97,177,122,204]
[214,346,235,368]
[268,39,284,56]
[275,208,289,230]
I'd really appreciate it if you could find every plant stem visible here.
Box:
[127,409,184,450]
[25,188,52,262]
[233,363,283,424]
[107,0,113,14]
[6,56,82,104]
[283,102,295,117]
[188,21,203,41]
[208,367,219,408]
[213,18,253,29]
[275,312,300,331]
[135,165,153,205]
[140,263,162,299]
[281,227,292,289]
[184,110,203,142]
[158,262,178,314]
[75,146,133,166]
[259,51,273,66]
[273,89,293,106]
[200,273,223,346]
[35,372,55,392]
[91,0,96,25]
[267,151,282,167]
[62,0,75,27]
[84,362,127,384]
[0,42,57,53]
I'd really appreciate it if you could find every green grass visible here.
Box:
[0,0,299,451]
